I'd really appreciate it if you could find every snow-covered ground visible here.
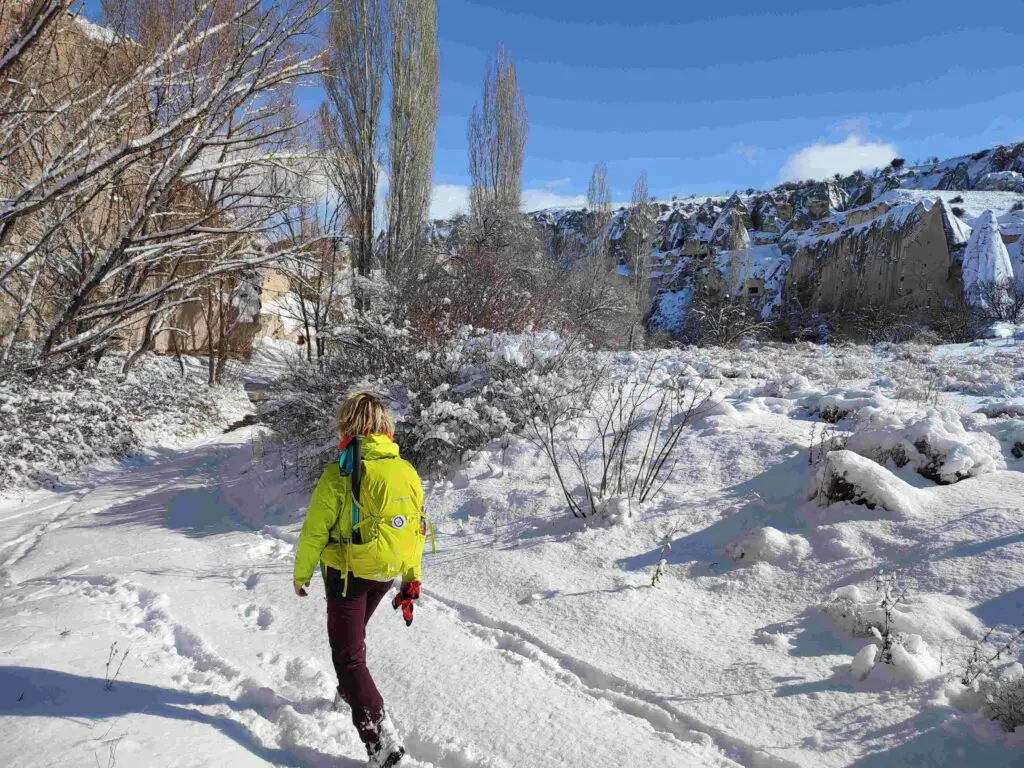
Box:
[2,338,1023,767]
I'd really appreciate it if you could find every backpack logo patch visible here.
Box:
[391,515,407,529]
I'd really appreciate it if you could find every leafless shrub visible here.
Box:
[527,357,718,518]
[808,419,847,466]
[267,316,592,479]
[961,628,1024,686]
[872,571,912,664]
[93,731,125,768]
[557,253,638,348]
[651,533,673,587]
[104,641,129,691]
[683,289,772,347]
[960,627,1024,732]
[972,279,1024,324]
[778,299,983,346]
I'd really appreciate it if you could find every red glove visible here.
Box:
[392,581,420,627]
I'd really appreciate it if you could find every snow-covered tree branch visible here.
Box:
[0,0,329,371]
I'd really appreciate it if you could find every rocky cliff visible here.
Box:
[783,198,965,314]
[434,141,1024,334]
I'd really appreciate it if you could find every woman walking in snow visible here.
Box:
[294,391,428,768]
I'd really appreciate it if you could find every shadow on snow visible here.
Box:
[0,666,358,767]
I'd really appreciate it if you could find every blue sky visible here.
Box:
[84,0,1024,216]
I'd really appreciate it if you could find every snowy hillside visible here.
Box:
[505,141,1024,337]
[2,337,1023,767]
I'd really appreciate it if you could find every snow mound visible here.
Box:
[887,634,943,682]
[850,644,877,680]
[594,495,633,526]
[822,585,983,643]
[754,372,815,398]
[826,586,984,683]
[810,450,921,517]
[849,636,939,684]
[845,407,1005,484]
[808,389,890,422]
[981,322,1024,339]
[727,527,809,565]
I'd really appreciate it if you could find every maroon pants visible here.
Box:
[324,567,394,746]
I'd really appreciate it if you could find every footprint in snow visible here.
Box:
[248,536,292,561]
[233,569,260,591]
[238,602,274,630]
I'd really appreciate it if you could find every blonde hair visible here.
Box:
[336,390,395,438]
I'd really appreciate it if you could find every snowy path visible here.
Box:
[3,358,1024,768]
[0,429,750,768]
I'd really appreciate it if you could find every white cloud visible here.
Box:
[430,184,470,220]
[521,188,587,211]
[429,183,587,219]
[735,143,762,163]
[779,134,898,182]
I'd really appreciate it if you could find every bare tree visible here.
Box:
[0,0,328,372]
[321,0,386,312]
[383,0,437,285]
[274,177,353,363]
[467,43,527,229]
[586,162,612,264]
[560,245,635,347]
[624,171,656,349]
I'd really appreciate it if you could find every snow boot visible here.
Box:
[366,712,405,768]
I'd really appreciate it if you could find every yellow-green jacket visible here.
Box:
[293,434,426,590]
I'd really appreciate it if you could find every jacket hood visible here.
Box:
[358,433,400,460]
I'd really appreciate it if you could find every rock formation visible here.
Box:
[709,208,751,251]
[937,163,971,191]
[783,200,965,314]
[961,210,1015,302]
[975,171,1024,192]
[1010,238,1024,282]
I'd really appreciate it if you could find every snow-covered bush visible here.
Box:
[264,316,584,478]
[825,577,977,684]
[753,372,814,399]
[727,527,809,565]
[845,407,1005,484]
[955,628,1024,732]
[0,355,231,490]
[810,450,921,517]
[935,350,1024,398]
[807,388,889,423]
[985,670,1024,732]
